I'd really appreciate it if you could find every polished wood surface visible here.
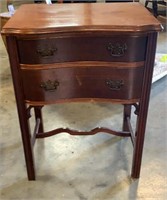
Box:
[2,3,161,34]
[17,34,147,64]
[2,3,161,181]
[21,66,144,103]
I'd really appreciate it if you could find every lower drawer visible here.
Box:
[21,66,144,104]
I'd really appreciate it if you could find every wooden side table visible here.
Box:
[2,3,162,180]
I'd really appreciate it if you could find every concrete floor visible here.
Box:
[0,3,167,200]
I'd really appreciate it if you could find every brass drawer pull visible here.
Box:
[40,80,59,91]
[36,47,57,57]
[107,43,127,57]
[106,80,124,90]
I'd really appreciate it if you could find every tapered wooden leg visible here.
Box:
[6,36,36,180]
[131,32,158,179]
[122,104,131,132]
[131,111,146,179]
[18,105,36,180]
[34,106,44,133]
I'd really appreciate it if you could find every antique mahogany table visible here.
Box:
[2,3,161,180]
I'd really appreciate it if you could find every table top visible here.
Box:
[2,3,162,35]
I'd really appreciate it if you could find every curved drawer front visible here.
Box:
[17,35,147,64]
[21,66,144,103]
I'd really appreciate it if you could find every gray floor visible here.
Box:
[0,4,167,200]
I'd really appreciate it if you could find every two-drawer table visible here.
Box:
[2,3,162,180]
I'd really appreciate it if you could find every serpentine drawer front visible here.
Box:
[2,3,161,180]
[21,66,144,104]
[17,35,147,64]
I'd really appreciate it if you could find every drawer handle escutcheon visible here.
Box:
[107,43,127,57]
[36,48,57,57]
[40,80,59,92]
[106,80,124,90]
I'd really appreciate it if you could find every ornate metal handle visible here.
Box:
[107,43,127,57]
[36,47,57,58]
[106,80,124,90]
[40,80,59,92]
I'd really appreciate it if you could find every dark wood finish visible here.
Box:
[21,66,144,103]
[36,127,131,138]
[34,106,44,133]
[2,3,161,34]
[122,104,132,132]
[131,32,158,178]
[5,36,35,180]
[17,35,147,64]
[2,3,161,180]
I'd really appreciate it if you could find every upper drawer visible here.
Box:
[17,35,147,64]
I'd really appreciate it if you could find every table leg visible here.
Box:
[122,104,132,132]
[131,112,146,178]
[20,107,36,180]
[34,106,44,133]
[131,32,157,179]
[6,36,36,180]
